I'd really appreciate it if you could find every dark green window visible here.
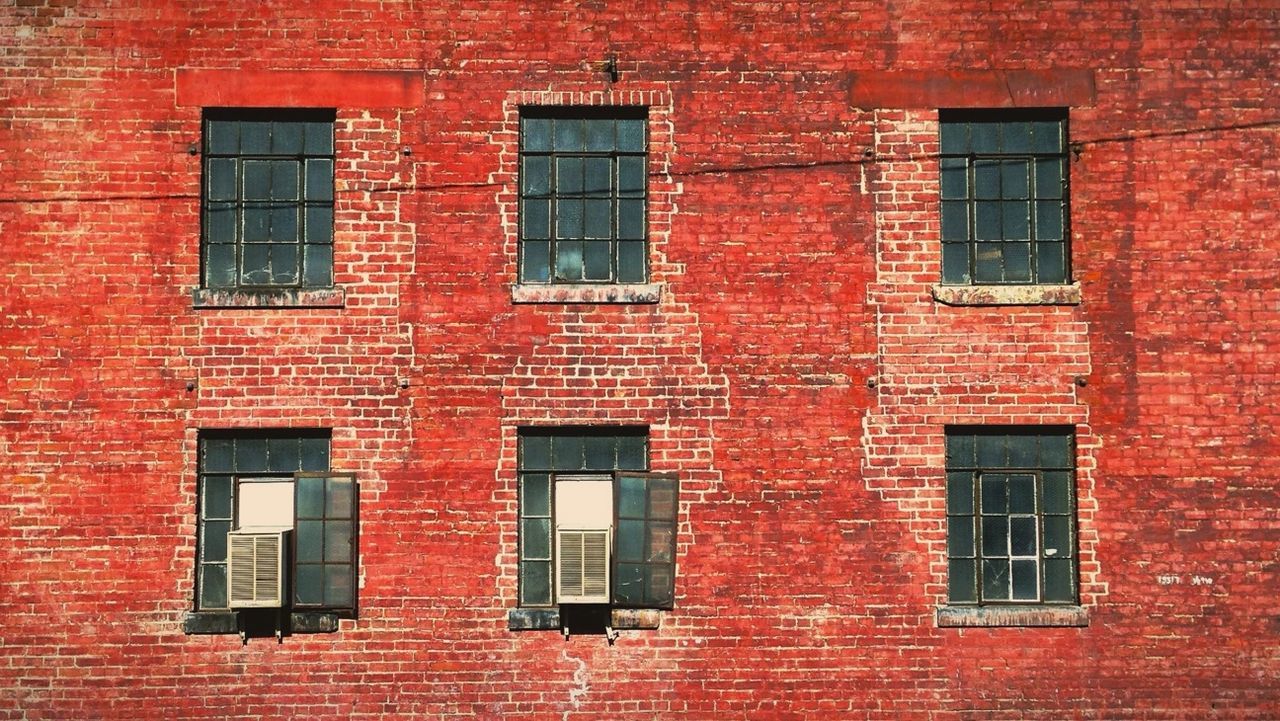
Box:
[518,109,648,284]
[945,427,1077,605]
[196,431,358,616]
[202,110,336,290]
[518,429,679,609]
[939,110,1069,284]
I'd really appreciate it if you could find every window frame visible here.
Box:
[200,108,337,291]
[944,427,1078,606]
[938,109,1071,286]
[517,107,650,286]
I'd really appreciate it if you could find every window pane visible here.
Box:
[522,199,550,240]
[1036,200,1063,240]
[939,158,967,199]
[522,118,551,152]
[520,561,551,606]
[974,161,1000,199]
[618,156,645,196]
[948,516,974,557]
[616,119,645,152]
[618,475,646,518]
[205,204,236,244]
[948,559,977,603]
[303,244,333,287]
[243,161,272,200]
[617,241,645,282]
[945,434,975,467]
[1032,120,1062,153]
[946,471,974,515]
[553,118,584,151]
[1008,475,1036,514]
[207,121,238,154]
[551,435,583,470]
[941,201,969,242]
[649,479,677,519]
[269,244,298,285]
[207,158,237,201]
[556,157,584,194]
[323,521,352,563]
[980,475,1007,513]
[203,439,234,472]
[647,566,674,607]
[271,161,299,200]
[970,123,998,153]
[296,475,325,518]
[583,158,612,195]
[556,200,583,239]
[1043,472,1072,514]
[941,242,968,284]
[521,518,551,559]
[618,199,644,240]
[1010,517,1037,556]
[1035,158,1063,199]
[981,517,1008,557]
[976,435,1006,467]
[303,121,332,155]
[300,437,330,471]
[203,475,233,518]
[326,477,354,516]
[939,122,967,155]
[305,159,333,201]
[267,436,300,472]
[1040,434,1072,467]
[616,519,645,563]
[1003,122,1031,153]
[200,564,227,608]
[204,245,236,289]
[1043,558,1075,601]
[982,559,1010,600]
[584,201,611,240]
[521,436,551,470]
[1043,516,1071,556]
[270,207,299,243]
[585,119,614,151]
[1011,559,1038,600]
[296,520,324,563]
[324,565,353,607]
[521,240,551,283]
[202,521,230,563]
[583,241,611,280]
[241,121,271,154]
[1008,435,1037,467]
[583,436,615,470]
[613,563,644,605]
[554,240,584,281]
[973,243,1002,283]
[1036,242,1066,284]
[521,474,550,516]
[243,208,271,243]
[522,156,550,196]
[1004,242,1031,283]
[1002,203,1029,241]
[305,206,333,243]
[295,564,322,605]
[648,522,674,563]
[272,121,303,155]
[975,202,1001,240]
[235,437,268,472]
[617,435,646,470]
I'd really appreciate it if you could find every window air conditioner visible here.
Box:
[554,477,612,604]
[227,530,289,608]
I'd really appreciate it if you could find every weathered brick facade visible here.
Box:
[1,2,1277,718]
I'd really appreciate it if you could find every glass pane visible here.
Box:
[585,119,614,151]
[325,521,352,563]
[203,438,234,473]
[207,120,238,154]
[522,199,550,239]
[296,475,325,518]
[200,564,227,608]
[613,563,644,605]
[618,199,644,239]
[647,565,674,607]
[980,475,1007,514]
[975,201,1001,240]
[522,118,551,152]
[583,241,611,280]
[974,161,1000,199]
[522,156,550,196]
[1011,559,1039,600]
[616,519,645,563]
[617,241,645,282]
[1043,558,1074,601]
[326,477,353,516]
[243,161,272,200]
[521,240,551,283]
[584,201,611,239]
[271,161,299,200]
[265,436,299,472]
[941,201,969,242]
[202,521,230,562]
[521,474,550,517]
[270,207,299,244]
[1032,120,1062,153]
[556,157,584,194]
[941,242,969,284]
[324,565,353,607]
[300,437,329,472]
[1010,517,1037,556]
[243,208,271,243]
[1041,434,1072,467]
[939,158,967,200]
[616,119,645,152]
[939,122,967,155]
[553,118,584,151]
[1035,158,1062,199]
[982,559,1010,600]
[948,559,976,603]
[207,158,237,201]
[1043,472,1072,514]
[235,437,268,472]
[272,121,303,155]
[241,122,271,154]
[583,436,615,470]
[204,245,236,288]
[946,471,974,515]
[520,561,551,606]
[203,475,233,518]
[970,123,998,154]
[976,434,1006,467]
[973,243,1002,283]
[618,475,646,518]
[583,158,612,195]
[551,435,583,470]
[554,240,583,281]
[521,518,551,559]
[649,479,677,519]
[303,121,332,155]
[946,434,975,467]
[296,519,324,563]
[305,159,333,201]
[1003,122,1031,153]
[1036,200,1063,240]
[521,436,551,470]
[617,435,646,470]
[1001,161,1029,200]
[948,516,974,557]
[981,516,1008,557]
[618,156,645,196]
[1005,435,1035,466]
[303,244,333,287]
[295,564,322,605]
[1036,242,1066,284]
[269,244,298,285]
[1043,516,1071,557]
[556,200,583,239]
[1008,475,1036,514]
[305,206,333,243]
[205,203,236,244]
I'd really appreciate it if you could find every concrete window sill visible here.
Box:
[937,605,1089,628]
[507,607,662,631]
[181,610,340,635]
[192,287,346,309]
[932,283,1082,307]
[511,283,662,305]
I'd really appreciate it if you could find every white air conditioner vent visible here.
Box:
[557,528,610,603]
[227,530,288,608]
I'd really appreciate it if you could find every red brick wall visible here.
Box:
[1,1,1277,719]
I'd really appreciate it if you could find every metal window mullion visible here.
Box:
[610,154,619,282]
[965,156,978,283]
[972,472,985,602]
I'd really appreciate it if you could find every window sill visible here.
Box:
[192,287,346,309]
[507,607,662,631]
[511,283,662,305]
[931,283,1081,307]
[181,610,340,635]
[936,605,1089,628]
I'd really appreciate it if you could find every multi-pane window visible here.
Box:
[196,431,358,615]
[202,110,335,290]
[939,110,1069,285]
[518,109,648,284]
[518,429,678,610]
[945,427,1077,605]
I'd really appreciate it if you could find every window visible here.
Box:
[196,431,357,615]
[939,110,1069,285]
[945,427,1077,605]
[518,109,648,285]
[518,429,678,609]
[202,110,336,290]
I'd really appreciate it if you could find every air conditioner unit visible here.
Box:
[227,530,289,609]
[555,477,612,604]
